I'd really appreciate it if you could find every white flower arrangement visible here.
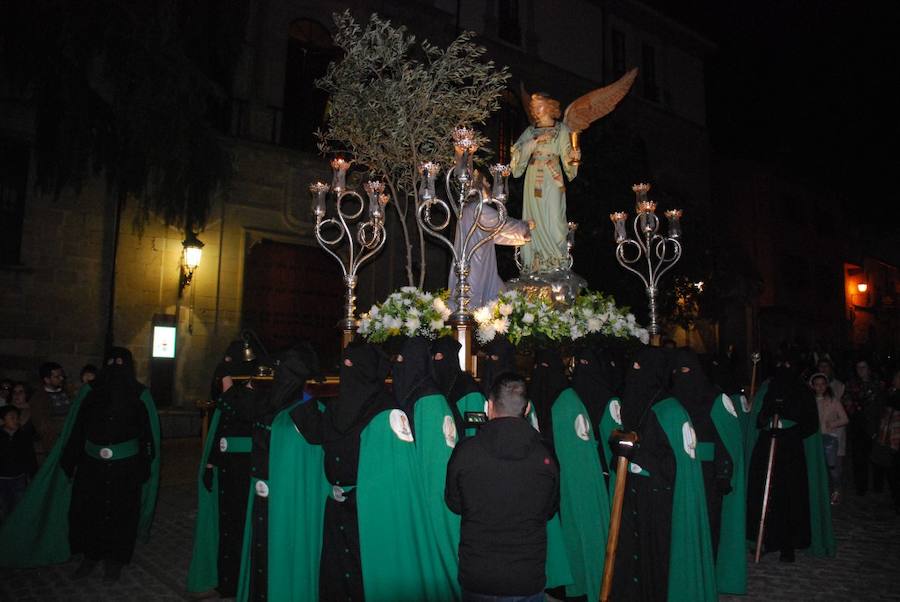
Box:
[472,289,649,347]
[473,290,572,346]
[357,287,453,343]
[568,290,650,345]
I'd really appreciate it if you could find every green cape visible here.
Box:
[265,402,329,600]
[456,389,486,438]
[186,408,221,592]
[709,393,747,594]
[357,407,446,601]
[552,388,611,599]
[0,384,161,568]
[412,393,463,600]
[651,397,717,602]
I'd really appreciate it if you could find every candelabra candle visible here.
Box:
[310,182,330,218]
[364,181,386,219]
[418,161,440,201]
[330,157,350,194]
[665,209,683,239]
[452,126,477,180]
[489,163,510,201]
[610,212,628,243]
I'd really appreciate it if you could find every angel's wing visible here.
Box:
[520,81,536,125]
[563,67,638,132]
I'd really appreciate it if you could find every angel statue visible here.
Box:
[510,68,637,274]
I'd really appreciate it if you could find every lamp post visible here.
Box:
[610,183,683,343]
[416,127,510,370]
[179,230,204,295]
[310,159,390,348]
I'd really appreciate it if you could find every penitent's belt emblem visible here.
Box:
[100,448,113,460]
[255,480,269,498]
[219,438,228,452]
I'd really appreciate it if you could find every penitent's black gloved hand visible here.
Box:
[609,432,638,461]
[202,466,214,492]
[715,478,733,496]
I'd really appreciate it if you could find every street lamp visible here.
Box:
[415,127,511,371]
[310,158,390,348]
[179,230,204,296]
[610,183,683,341]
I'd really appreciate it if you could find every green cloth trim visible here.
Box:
[695,441,715,462]
[219,436,252,453]
[84,438,139,460]
[187,408,221,592]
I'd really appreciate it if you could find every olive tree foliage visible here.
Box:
[316,11,510,287]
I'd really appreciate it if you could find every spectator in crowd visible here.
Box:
[79,364,98,386]
[29,362,70,458]
[9,383,34,430]
[817,358,845,403]
[445,372,559,602]
[877,370,900,514]
[810,373,849,504]
[0,406,39,521]
[0,379,11,406]
[844,359,886,496]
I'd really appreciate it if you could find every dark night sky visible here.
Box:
[643,0,899,222]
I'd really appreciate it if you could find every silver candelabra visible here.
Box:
[610,183,683,338]
[310,158,389,347]
[416,127,510,369]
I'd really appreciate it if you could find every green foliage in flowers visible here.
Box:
[357,287,453,343]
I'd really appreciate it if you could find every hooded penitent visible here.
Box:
[746,359,827,559]
[530,347,569,444]
[612,345,717,602]
[0,348,160,570]
[479,336,516,397]
[670,349,746,594]
[430,336,482,438]
[571,345,617,438]
[319,342,392,602]
[210,340,245,400]
[236,343,317,601]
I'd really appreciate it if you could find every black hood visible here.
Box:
[93,346,143,404]
[571,345,616,434]
[478,416,543,460]
[669,349,720,409]
[621,346,671,431]
[328,342,390,435]
[391,336,436,409]
[530,347,568,436]
[480,336,516,396]
[704,353,738,394]
[267,342,318,413]
[431,336,462,398]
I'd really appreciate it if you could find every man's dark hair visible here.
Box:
[39,362,62,380]
[489,372,528,417]
[0,405,20,421]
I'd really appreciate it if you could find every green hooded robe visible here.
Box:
[552,388,611,600]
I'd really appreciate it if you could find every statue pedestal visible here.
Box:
[505,268,587,306]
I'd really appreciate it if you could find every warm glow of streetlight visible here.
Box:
[856,282,868,293]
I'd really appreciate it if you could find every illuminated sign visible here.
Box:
[152,326,177,358]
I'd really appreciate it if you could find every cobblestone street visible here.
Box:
[1,438,898,601]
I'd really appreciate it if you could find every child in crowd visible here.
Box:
[0,406,39,521]
[811,372,849,504]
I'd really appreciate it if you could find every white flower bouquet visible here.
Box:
[357,287,453,343]
[473,290,572,347]
[568,290,650,345]
[473,289,649,349]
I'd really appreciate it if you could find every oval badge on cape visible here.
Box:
[574,414,591,441]
[443,415,457,448]
[389,409,414,442]
[610,399,622,425]
[682,422,697,459]
[722,394,738,418]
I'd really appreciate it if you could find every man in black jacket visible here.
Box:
[445,372,559,602]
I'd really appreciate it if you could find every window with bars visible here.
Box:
[0,139,29,265]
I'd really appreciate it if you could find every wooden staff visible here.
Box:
[748,352,761,408]
[600,430,639,602]
[754,413,779,563]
